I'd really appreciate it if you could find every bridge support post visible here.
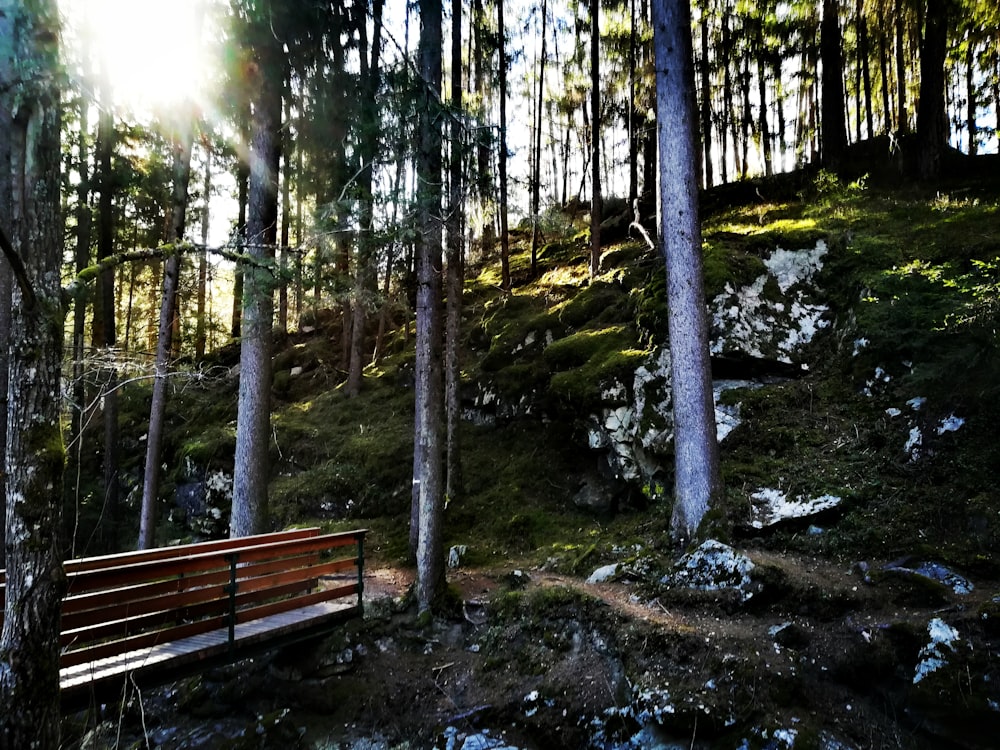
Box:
[224,552,238,653]
[356,532,365,613]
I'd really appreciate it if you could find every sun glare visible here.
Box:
[64,0,218,114]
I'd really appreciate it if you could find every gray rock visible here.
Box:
[573,478,615,514]
[883,559,974,595]
[663,540,756,602]
[586,563,620,584]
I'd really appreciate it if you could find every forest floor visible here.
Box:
[72,174,1000,749]
[74,548,998,750]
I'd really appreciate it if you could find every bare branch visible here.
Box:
[61,240,283,305]
[0,222,38,309]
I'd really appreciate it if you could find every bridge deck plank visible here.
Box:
[60,597,359,699]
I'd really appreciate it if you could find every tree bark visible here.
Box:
[915,0,950,180]
[232,115,250,339]
[878,21,892,133]
[414,0,446,613]
[231,12,283,537]
[739,56,751,178]
[472,0,495,261]
[0,2,11,570]
[651,0,721,543]
[294,96,304,323]
[195,144,211,359]
[965,33,976,155]
[895,0,908,132]
[0,2,66,744]
[857,0,874,140]
[69,93,90,526]
[347,0,385,397]
[497,0,510,291]
[529,0,547,278]
[699,5,713,188]
[139,115,195,550]
[445,0,464,506]
[278,86,291,337]
[720,8,733,182]
[95,59,119,548]
[630,0,642,201]
[589,0,602,277]
[757,36,773,177]
[821,0,848,169]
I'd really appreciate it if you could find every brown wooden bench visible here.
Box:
[0,527,366,710]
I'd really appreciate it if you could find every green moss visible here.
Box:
[179,426,236,467]
[543,326,630,369]
[701,240,768,298]
[489,361,550,399]
[542,326,648,405]
[553,280,630,328]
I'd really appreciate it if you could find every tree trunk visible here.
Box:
[473,0,495,261]
[0,2,66,744]
[232,125,249,338]
[758,39,773,177]
[773,53,787,169]
[629,0,641,203]
[915,0,950,180]
[231,14,283,537]
[590,0,602,277]
[497,0,510,291]
[446,0,464,505]
[721,8,734,181]
[414,0,446,613]
[854,17,863,142]
[809,31,820,162]
[651,0,721,543]
[993,57,999,150]
[95,60,119,549]
[529,0,547,278]
[278,87,291,337]
[138,115,195,550]
[294,103,304,323]
[895,0,908,132]
[739,57,751,178]
[148,257,161,353]
[879,23,892,133]
[857,0,874,140]
[821,0,848,169]
[0,4,11,569]
[347,0,384,397]
[195,144,210,359]
[965,34,976,155]
[68,91,91,549]
[700,6,713,188]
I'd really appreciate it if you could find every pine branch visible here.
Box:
[61,240,286,305]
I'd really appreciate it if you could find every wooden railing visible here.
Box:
[0,527,367,709]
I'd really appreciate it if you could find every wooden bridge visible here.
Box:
[0,527,366,711]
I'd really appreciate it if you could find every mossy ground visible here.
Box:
[81,174,1000,577]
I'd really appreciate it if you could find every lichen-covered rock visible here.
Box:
[905,615,1000,747]
[748,488,843,529]
[662,540,757,602]
[882,559,974,596]
[912,617,962,685]
[172,461,233,538]
[709,242,830,365]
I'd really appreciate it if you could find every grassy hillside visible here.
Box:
[91,174,1000,579]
